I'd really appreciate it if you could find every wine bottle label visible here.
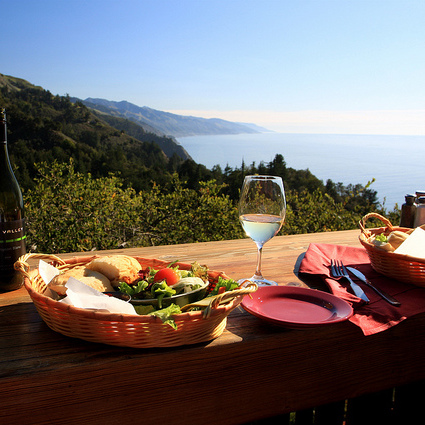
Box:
[0,218,26,273]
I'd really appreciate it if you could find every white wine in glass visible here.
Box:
[239,175,286,286]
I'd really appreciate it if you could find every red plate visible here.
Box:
[241,286,353,328]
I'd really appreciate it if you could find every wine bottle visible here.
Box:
[0,109,26,292]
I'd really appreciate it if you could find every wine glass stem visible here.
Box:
[253,243,264,280]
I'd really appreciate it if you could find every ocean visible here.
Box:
[177,132,425,209]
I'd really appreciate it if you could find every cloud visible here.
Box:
[165,109,425,135]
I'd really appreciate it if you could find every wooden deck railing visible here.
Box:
[249,381,425,425]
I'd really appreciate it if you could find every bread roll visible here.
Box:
[388,230,409,250]
[85,255,141,286]
[49,266,114,295]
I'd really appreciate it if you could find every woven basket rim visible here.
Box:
[23,277,239,323]
[358,212,425,265]
[16,253,258,348]
[359,236,425,264]
[20,254,251,323]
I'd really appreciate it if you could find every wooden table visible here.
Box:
[1,230,425,425]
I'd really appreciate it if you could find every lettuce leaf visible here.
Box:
[151,281,176,309]
[149,304,182,330]
[133,304,155,315]
[375,234,388,242]
[119,280,148,296]
[209,276,239,296]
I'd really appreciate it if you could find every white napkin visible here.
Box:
[61,277,137,314]
[394,227,425,259]
[38,260,136,315]
[39,260,60,284]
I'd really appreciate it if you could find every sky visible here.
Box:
[2,0,425,135]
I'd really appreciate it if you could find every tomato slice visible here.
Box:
[153,268,180,286]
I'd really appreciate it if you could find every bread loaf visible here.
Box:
[388,230,409,250]
[86,255,141,286]
[49,266,114,295]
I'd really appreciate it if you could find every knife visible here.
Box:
[346,267,401,307]
[344,273,370,303]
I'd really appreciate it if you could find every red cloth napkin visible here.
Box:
[299,243,425,335]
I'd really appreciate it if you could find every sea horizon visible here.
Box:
[178,132,425,210]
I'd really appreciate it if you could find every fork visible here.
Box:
[330,259,370,303]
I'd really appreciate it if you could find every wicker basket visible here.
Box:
[15,253,257,348]
[359,212,425,286]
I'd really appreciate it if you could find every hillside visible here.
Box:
[89,110,191,160]
[0,73,191,192]
[83,98,264,137]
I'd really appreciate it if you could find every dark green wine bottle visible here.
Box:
[0,109,26,292]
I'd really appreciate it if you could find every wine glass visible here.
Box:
[238,175,286,286]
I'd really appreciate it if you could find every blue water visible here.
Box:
[178,132,425,209]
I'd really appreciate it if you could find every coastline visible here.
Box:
[178,132,425,209]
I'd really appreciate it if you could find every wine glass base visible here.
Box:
[238,277,278,286]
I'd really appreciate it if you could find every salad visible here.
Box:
[117,261,240,328]
[118,261,208,306]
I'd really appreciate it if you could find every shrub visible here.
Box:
[25,160,243,253]
[24,160,400,254]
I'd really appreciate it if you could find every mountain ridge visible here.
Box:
[0,72,192,191]
[83,97,266,138]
